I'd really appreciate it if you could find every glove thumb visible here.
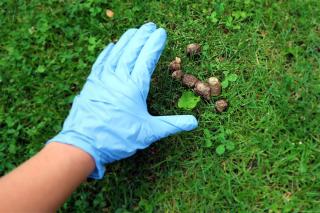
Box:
[150,115,198,142]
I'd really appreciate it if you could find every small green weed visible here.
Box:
[204,127,235,155]
[177,91,200,110]
[221,71,238,89]
[214,127,235,155]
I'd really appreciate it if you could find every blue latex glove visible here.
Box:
[48,22,198,179]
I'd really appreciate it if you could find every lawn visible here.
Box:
[1,0,320,212]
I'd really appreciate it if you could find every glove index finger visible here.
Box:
[130,28,167,99]
[99,28,138,80]
[115,22,157,78]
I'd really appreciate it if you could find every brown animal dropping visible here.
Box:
[186,43,201,56]
[208,77,221,96]
[172,70,184,80]
[194,81,211,100]
[215,99,228,112]
[182,74,199,88]
[169,57,181,72]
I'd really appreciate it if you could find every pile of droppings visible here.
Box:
[169,43,228,112]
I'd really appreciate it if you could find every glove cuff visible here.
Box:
[47,130,105,179]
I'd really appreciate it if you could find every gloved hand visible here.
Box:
[48,22,198,179]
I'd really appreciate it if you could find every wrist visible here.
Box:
[47,131,107,179]
[45,142,95,176]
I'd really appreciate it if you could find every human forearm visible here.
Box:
[0,142,95,212]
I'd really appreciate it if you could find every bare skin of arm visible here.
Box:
[0,142,95,212]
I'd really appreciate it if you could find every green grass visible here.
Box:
[1,0,320,212]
